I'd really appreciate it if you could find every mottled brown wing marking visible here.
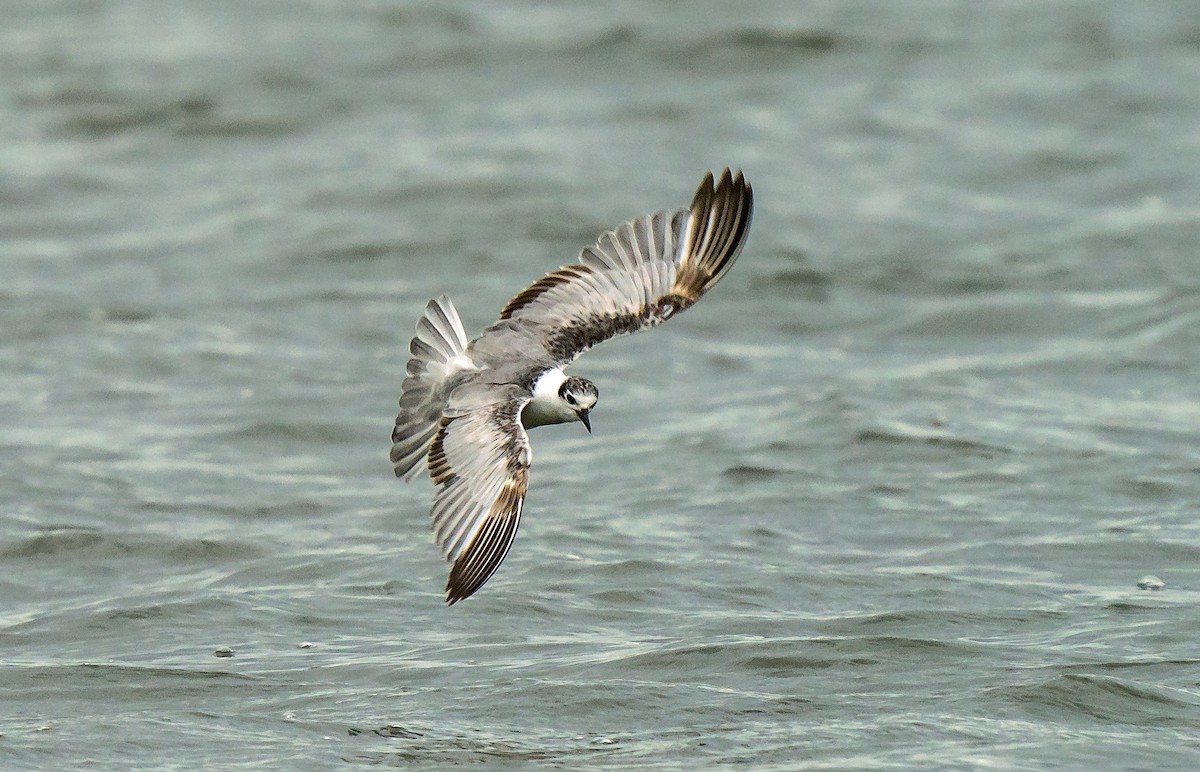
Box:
[426,417,457,486]
[499,265,595,321]
[540,294,691,363]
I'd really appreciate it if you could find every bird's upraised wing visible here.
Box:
[427,390,532,604]
[493,169,753,365]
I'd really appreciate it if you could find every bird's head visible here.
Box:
[559,376,598,433]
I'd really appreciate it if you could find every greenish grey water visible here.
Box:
[4,1,1200,768]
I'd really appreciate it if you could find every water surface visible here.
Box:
[3,1,1200,768]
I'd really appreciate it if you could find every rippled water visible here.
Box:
[4,1,1200,768]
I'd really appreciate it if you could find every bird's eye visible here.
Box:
[566,394,577,406]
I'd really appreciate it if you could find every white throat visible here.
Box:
[522,368,574,429]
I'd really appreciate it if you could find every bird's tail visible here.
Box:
[390,295,473,480]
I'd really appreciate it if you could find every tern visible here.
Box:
[391,169,753,604]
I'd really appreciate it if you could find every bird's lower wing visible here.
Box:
[427,393,532,604]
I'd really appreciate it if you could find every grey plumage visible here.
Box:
[391,169,754,604]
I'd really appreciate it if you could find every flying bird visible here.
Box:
[391,169,753,604]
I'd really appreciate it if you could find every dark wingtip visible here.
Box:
[441,486,525,605]
[677,168,753,299]
[445,568,475,605]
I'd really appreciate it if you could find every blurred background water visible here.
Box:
[3,1,1200,768]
